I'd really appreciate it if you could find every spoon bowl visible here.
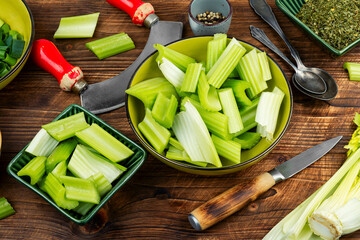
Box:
[294,68,327,94]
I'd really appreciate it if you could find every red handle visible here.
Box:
[106,0,155,26]
[32,39,84,92]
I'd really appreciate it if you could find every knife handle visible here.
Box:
[189,172,275,231]
[32,39,87,93]
[106,0,156,27]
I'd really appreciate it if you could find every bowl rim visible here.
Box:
[125,36,293,172]
[188,0,233,27]
[0,0,35,83]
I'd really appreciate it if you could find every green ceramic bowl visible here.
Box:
[126,36,293,175]
[0,0,34,89]
[7,104,147,225]
[276,0,359,56]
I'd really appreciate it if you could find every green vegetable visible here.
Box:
[181,63,202,93]
[198,70,221,112]
[91,172,112,197]
[86,32,135,60]
[257,52,272,81]
[138,108,171,154]
[42,112,90,142]
[206,33,227,72]
[3,54,16,66]
[151,93,178,129]
[51,160,67,180]
[0,197,15,220]
[166,146,207,167]
[211,134,241,164]
[234,132,261,150]
[237,98,259,136]
[158,58,185,90]
[344,62,360,81]
[10,39,25,59]
[17,156,46,185]
[54,13,100,39]
[75,123,134,162]
[60,175,100,204]
[218,88,243,134]
[222,79,252,107]
[26,129,59,157]
[46,138,77,173]
[73,202,94,216]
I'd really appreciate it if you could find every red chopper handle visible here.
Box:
[32,39,87,93]
[106,0,156,27]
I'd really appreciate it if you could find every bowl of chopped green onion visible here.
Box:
[0,0,35,89]
[276,0,360,56]
[126,35,293,175]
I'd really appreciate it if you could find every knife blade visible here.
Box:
[188,135,343,231]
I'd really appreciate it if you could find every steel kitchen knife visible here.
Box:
[33,0,183,114]
[188,136,343,231]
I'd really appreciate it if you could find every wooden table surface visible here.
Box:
[0,0,359,239]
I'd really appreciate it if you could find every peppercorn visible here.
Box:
[196,11,226,25]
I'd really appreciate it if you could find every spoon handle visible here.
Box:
[249,0,304,68]
[250,25,297,71]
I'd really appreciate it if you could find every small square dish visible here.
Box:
[276,0,360,56]
[7,104,147,225]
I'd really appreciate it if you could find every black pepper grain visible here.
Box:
[196,11,226,25]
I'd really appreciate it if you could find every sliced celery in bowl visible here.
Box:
[126,36,293,176]
[7,104,147,225]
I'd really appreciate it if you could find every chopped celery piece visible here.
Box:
[54,13,100,39]
[17,156,46,185]
[166,146,208,167]
[73,202,95,216]
[255,87,284,141]
[10,39,25,59]
[234,132,261,150]
[42,112,89,142]
[344,62,360,81]
[237,49,268,98]
[0,19,4,28]
[237,98,259,137]
[211,134,241,164]
[76,123,133,162]
[0,197,15,219]
[181,97,230,140]
[42,173,79,210]
[68,144,124,183]
[86,32,135,60]
[207,38,246,88]
[3,54,16,66]
[198,71,221,112]
[139,108,171,154]
[206,33,227,72]
[222,79,252,107]
[258,52,272,81]
[46,138,77,173]
[173,101,222,167]
[1,24,10,34]
[91,172,112,197]
[125,77,178,109]
[218,88,243,134]
[181,63,202,93]
[151,93,178,129]
[169,137,184,150]
[60,175,100,204]
[158,58,185,90]
[154,44,196,72]
[51,160,67,180]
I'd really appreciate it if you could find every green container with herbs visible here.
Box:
[276,0,360,56]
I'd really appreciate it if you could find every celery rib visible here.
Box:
[154,44,196,72]
[181,63,202,93]
[198,71,221,112]
[0,197,15,219]
[206,34,227,72]
[151,93,178,129]
[60,175,100,204]
[218,88,243,134]
[211,135,241,164]
[17,156,47,185]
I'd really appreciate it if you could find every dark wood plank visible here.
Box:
[0,0,360,239]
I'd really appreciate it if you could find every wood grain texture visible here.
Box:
[0,0,359,239]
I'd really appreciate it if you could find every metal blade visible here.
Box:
[271,136,342,181]
[80,20,183,114]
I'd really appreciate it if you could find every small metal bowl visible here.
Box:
[188,0,233,36]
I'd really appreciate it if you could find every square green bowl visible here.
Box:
[6,104,147,225]
[276,0,360,56]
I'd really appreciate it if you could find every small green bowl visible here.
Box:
[0,0,35,89]
[126,36,293,175]
[7,104,147,225]
[276,0,360,56]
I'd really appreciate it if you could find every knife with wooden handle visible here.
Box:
[188,136,343,231]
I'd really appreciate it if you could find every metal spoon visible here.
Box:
[250,26,337,100]
[249,0,337,97]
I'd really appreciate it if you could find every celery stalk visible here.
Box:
[151,93,178,129]
[86,33,135,60]
[154,44,196,72]
[17,156,47,185]
[198,71,221,112]
[233,132,261,150]
[73,202,95,216]
[26,129,59,157]
[125,77,178,109]
[169,137,184,150]
[46,138,77,173]
[158,58,185,90]
[222,79,252,107]
[91,172,112,197]
[51,160,67,180]
[42,112,90,142]
[54,13,100,39]
[60,175,100,204]
[0,197,15,219]
[0,19,4,28]
[166,146,207,167]
[75,123,134,162]
[344,62,360,81]
[206,34,227,72]
[211,135,241,164]
[68,144,124,183]
[258,52,272,81]
[207,38,246,88]
[218,88,243,134]
[237,49,268,98]
[139,108,171,154]
[181,63,202,93]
